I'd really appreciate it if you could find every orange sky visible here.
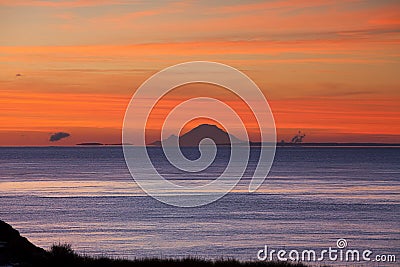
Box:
[0,0,399,145]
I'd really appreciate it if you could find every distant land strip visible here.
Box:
[75,142,400,147]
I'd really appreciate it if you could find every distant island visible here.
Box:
[0,219,310,267]
[73,124,399,147]
[149,124,242,147]
[76,142,105,146]
[148,124,399,147]
[76,143,133,146]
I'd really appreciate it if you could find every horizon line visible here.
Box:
[1,142,400,148]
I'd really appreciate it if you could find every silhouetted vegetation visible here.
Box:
[43,244,311,267]
[1,220,321,267]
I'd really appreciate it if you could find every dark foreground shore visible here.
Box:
[0,220,314,267]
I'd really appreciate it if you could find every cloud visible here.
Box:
[0,0,131,7]
[49,132,70,142]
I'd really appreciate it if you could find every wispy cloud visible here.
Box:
[0,0,136,7]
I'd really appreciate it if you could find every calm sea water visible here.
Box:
[0,147,399,265]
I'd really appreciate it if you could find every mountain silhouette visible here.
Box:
[149,124,242,147]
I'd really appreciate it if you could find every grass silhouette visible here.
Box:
[43,243,312,267]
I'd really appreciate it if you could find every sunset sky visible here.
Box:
[1,0,399,145]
